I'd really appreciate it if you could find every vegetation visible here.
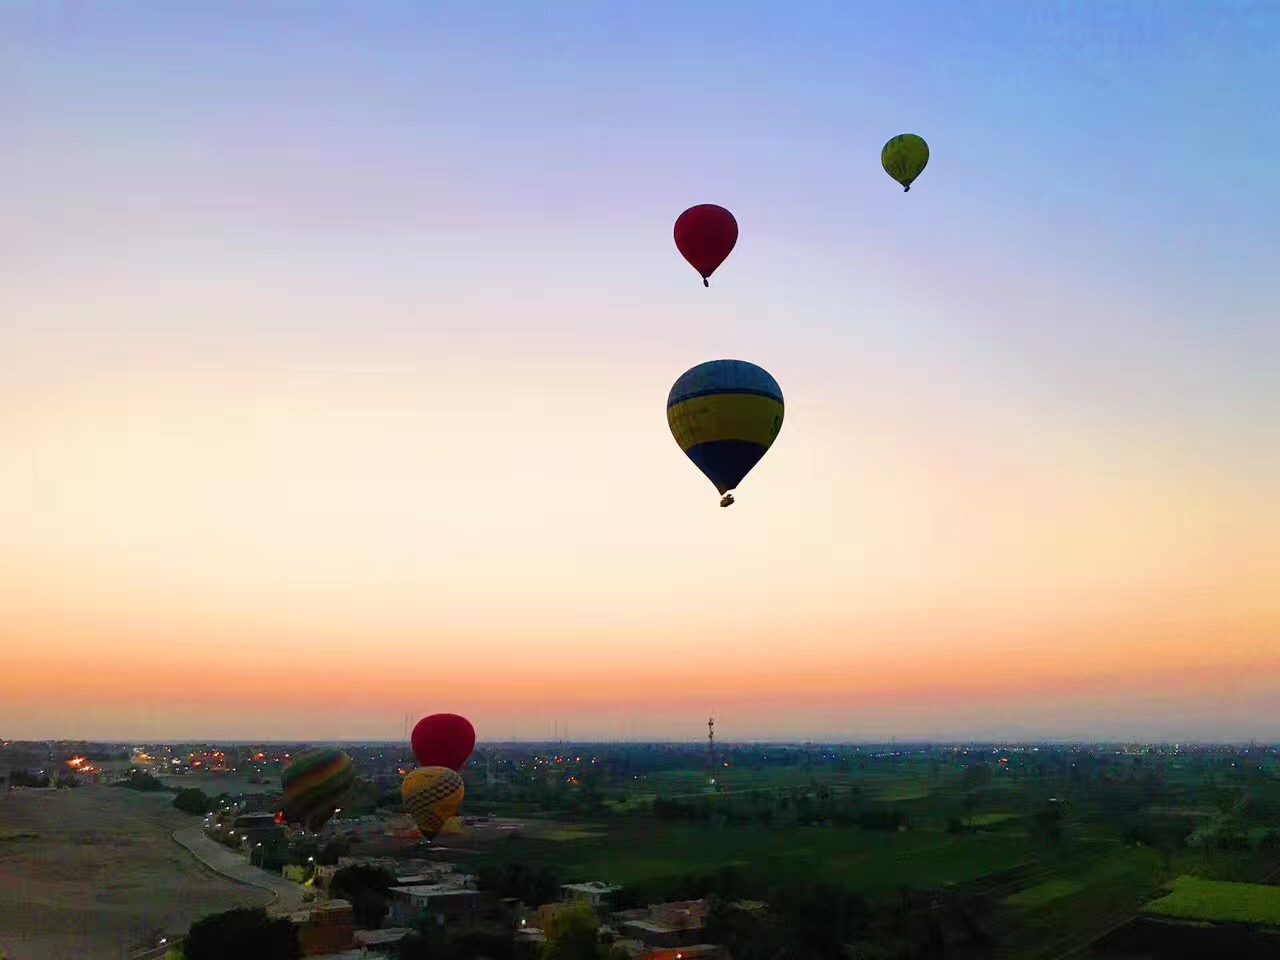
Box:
[184,907,299,960]
[174,788,214,815]
[330,864,396,928]
[116,770,170,792]
[399,921,520,960]
[541,901,626,960]
[1144,876,1280,926]
[8,770,51,788]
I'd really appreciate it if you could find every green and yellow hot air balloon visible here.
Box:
[881,133,929,192]
[280,748,355,833]
[401,766,465,841]
[667,359,784,508]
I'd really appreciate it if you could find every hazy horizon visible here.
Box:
[3,3,1277,744]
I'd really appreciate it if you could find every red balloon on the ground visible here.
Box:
[674,204,738,287]
[410,714,476,771]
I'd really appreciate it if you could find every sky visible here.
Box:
[1,2,1277,743]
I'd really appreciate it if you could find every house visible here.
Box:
[616,900,709,949]
[562,881,621,908]
[354,927,412,955]
[291,899,356,957]
[638,946,725,960]
[387,884,482,927]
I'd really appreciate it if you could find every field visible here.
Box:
[156,772,277,795]
[467,752,1280,959]
[0,786,267,960]
[478,819,1034,898]
[1144,876,1280,926]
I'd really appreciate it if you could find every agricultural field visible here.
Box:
[1144,876,1280,926]
[468,746,1280,958]
[476,819,1034,897]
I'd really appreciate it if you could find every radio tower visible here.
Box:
[707,714,716,784]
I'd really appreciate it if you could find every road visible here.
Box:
[171,825,310,915]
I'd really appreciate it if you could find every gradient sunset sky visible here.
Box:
[2,3,1277,742]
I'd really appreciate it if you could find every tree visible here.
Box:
[541,901,606,960]
[318,838,350,865]
[330,864,396,929]
[117,770,168,792]
[174,788,213,815]
[185,907,300,960]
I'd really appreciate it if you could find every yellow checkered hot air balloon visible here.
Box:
[881,133,929,192]
[401,766,465,841]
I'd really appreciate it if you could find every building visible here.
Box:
[290,899,356,957]
[636,946,725,960]
[615,900,709,950]
[387,884,482,927]
[562,881,621,908]
[233,812,279,830]
[354,928,412,955]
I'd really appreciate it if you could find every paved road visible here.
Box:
[172,825,310,914]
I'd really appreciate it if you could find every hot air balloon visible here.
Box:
[440,816,467,836]
[410,714,476,771]
[667,360,784,508]
[402,766,465,841]
[882,134,929,192]
[280,748,355,833]
[674,204,738,287]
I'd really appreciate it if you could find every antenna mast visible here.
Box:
[708,713,716,783]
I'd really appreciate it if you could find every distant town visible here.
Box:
[5,739,1280,960]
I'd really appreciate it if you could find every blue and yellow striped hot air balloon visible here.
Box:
[667,360,784,508]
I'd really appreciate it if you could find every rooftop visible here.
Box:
[355,927,412,945]
[390,884,479,898]
[563,881,622,894]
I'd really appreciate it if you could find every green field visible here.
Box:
[969,813,1020,827]
[463,747,1280,959]
[480,821,1032,897]
[1144,876,1280,926]
[1004,878,1085,908]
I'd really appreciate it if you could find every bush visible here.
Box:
[10,770,51,788]
[185,907,299,960]
[117,770,169,792]
[331,865,396,928]
[174,788,213,815]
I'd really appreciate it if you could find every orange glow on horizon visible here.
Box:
[1,363,1275,740]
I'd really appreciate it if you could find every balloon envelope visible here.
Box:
[667,360,784,496]
[401,766,465,840]
[882,134,929,191]
[280,748,355,833]
[674,204,738,286]
[411,714,476,770]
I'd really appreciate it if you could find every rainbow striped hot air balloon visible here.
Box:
[280,748,355,833]
[667,359,784,507]
[401,766,465,841]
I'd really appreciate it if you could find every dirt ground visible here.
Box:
[0,785,268,960]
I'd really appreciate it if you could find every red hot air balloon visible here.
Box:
[674,204,738,287]
[411,714,476,771]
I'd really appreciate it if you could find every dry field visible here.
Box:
[0,786,266,960]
